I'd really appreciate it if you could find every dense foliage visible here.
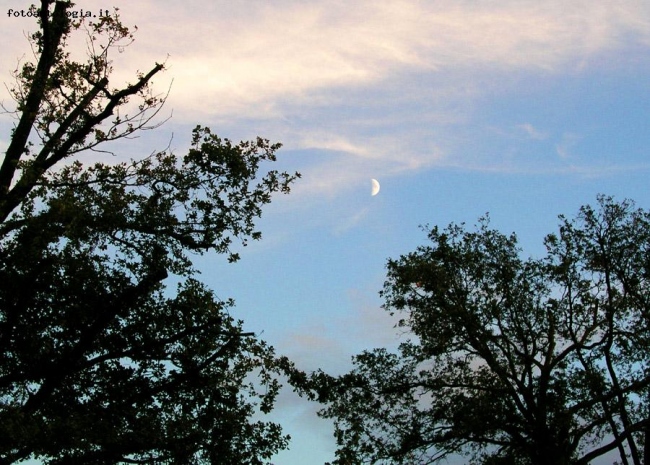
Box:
[0,1,299,463]
[307,196,650,465]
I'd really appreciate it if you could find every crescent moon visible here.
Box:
[371,179,380,196]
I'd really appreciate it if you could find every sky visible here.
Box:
[2,1,650,463]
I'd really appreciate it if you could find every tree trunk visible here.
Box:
[639,398,650,464]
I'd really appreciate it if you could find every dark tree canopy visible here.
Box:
[306,196,650,465]
[0,1,299,464]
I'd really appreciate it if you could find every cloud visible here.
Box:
[2,0,648,194]
[517,123,548,140]
[556,132,582,158]
[92,0,650,120]
[279,285,401,375]
[3,1,649,121]
[332,207,370,237]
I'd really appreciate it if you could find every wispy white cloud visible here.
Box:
[279,296,401,379]
[332,207,370,236]
[556,132,582,158]
[97,0,650,120]
[4,0,649,119]
[517,123,548,140]
[2,0,648,198]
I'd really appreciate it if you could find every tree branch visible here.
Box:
[0,0,69,196]
[0,64,164,223]
[21,266,168,411]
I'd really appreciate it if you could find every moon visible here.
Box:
[371,178,380,196]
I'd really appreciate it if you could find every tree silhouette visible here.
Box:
[305,196,650,465]
[0,2,300,463]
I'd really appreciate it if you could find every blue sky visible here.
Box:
[2,1,650,463]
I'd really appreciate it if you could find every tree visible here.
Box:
[305,196,650,465]
[0,1,300,463]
